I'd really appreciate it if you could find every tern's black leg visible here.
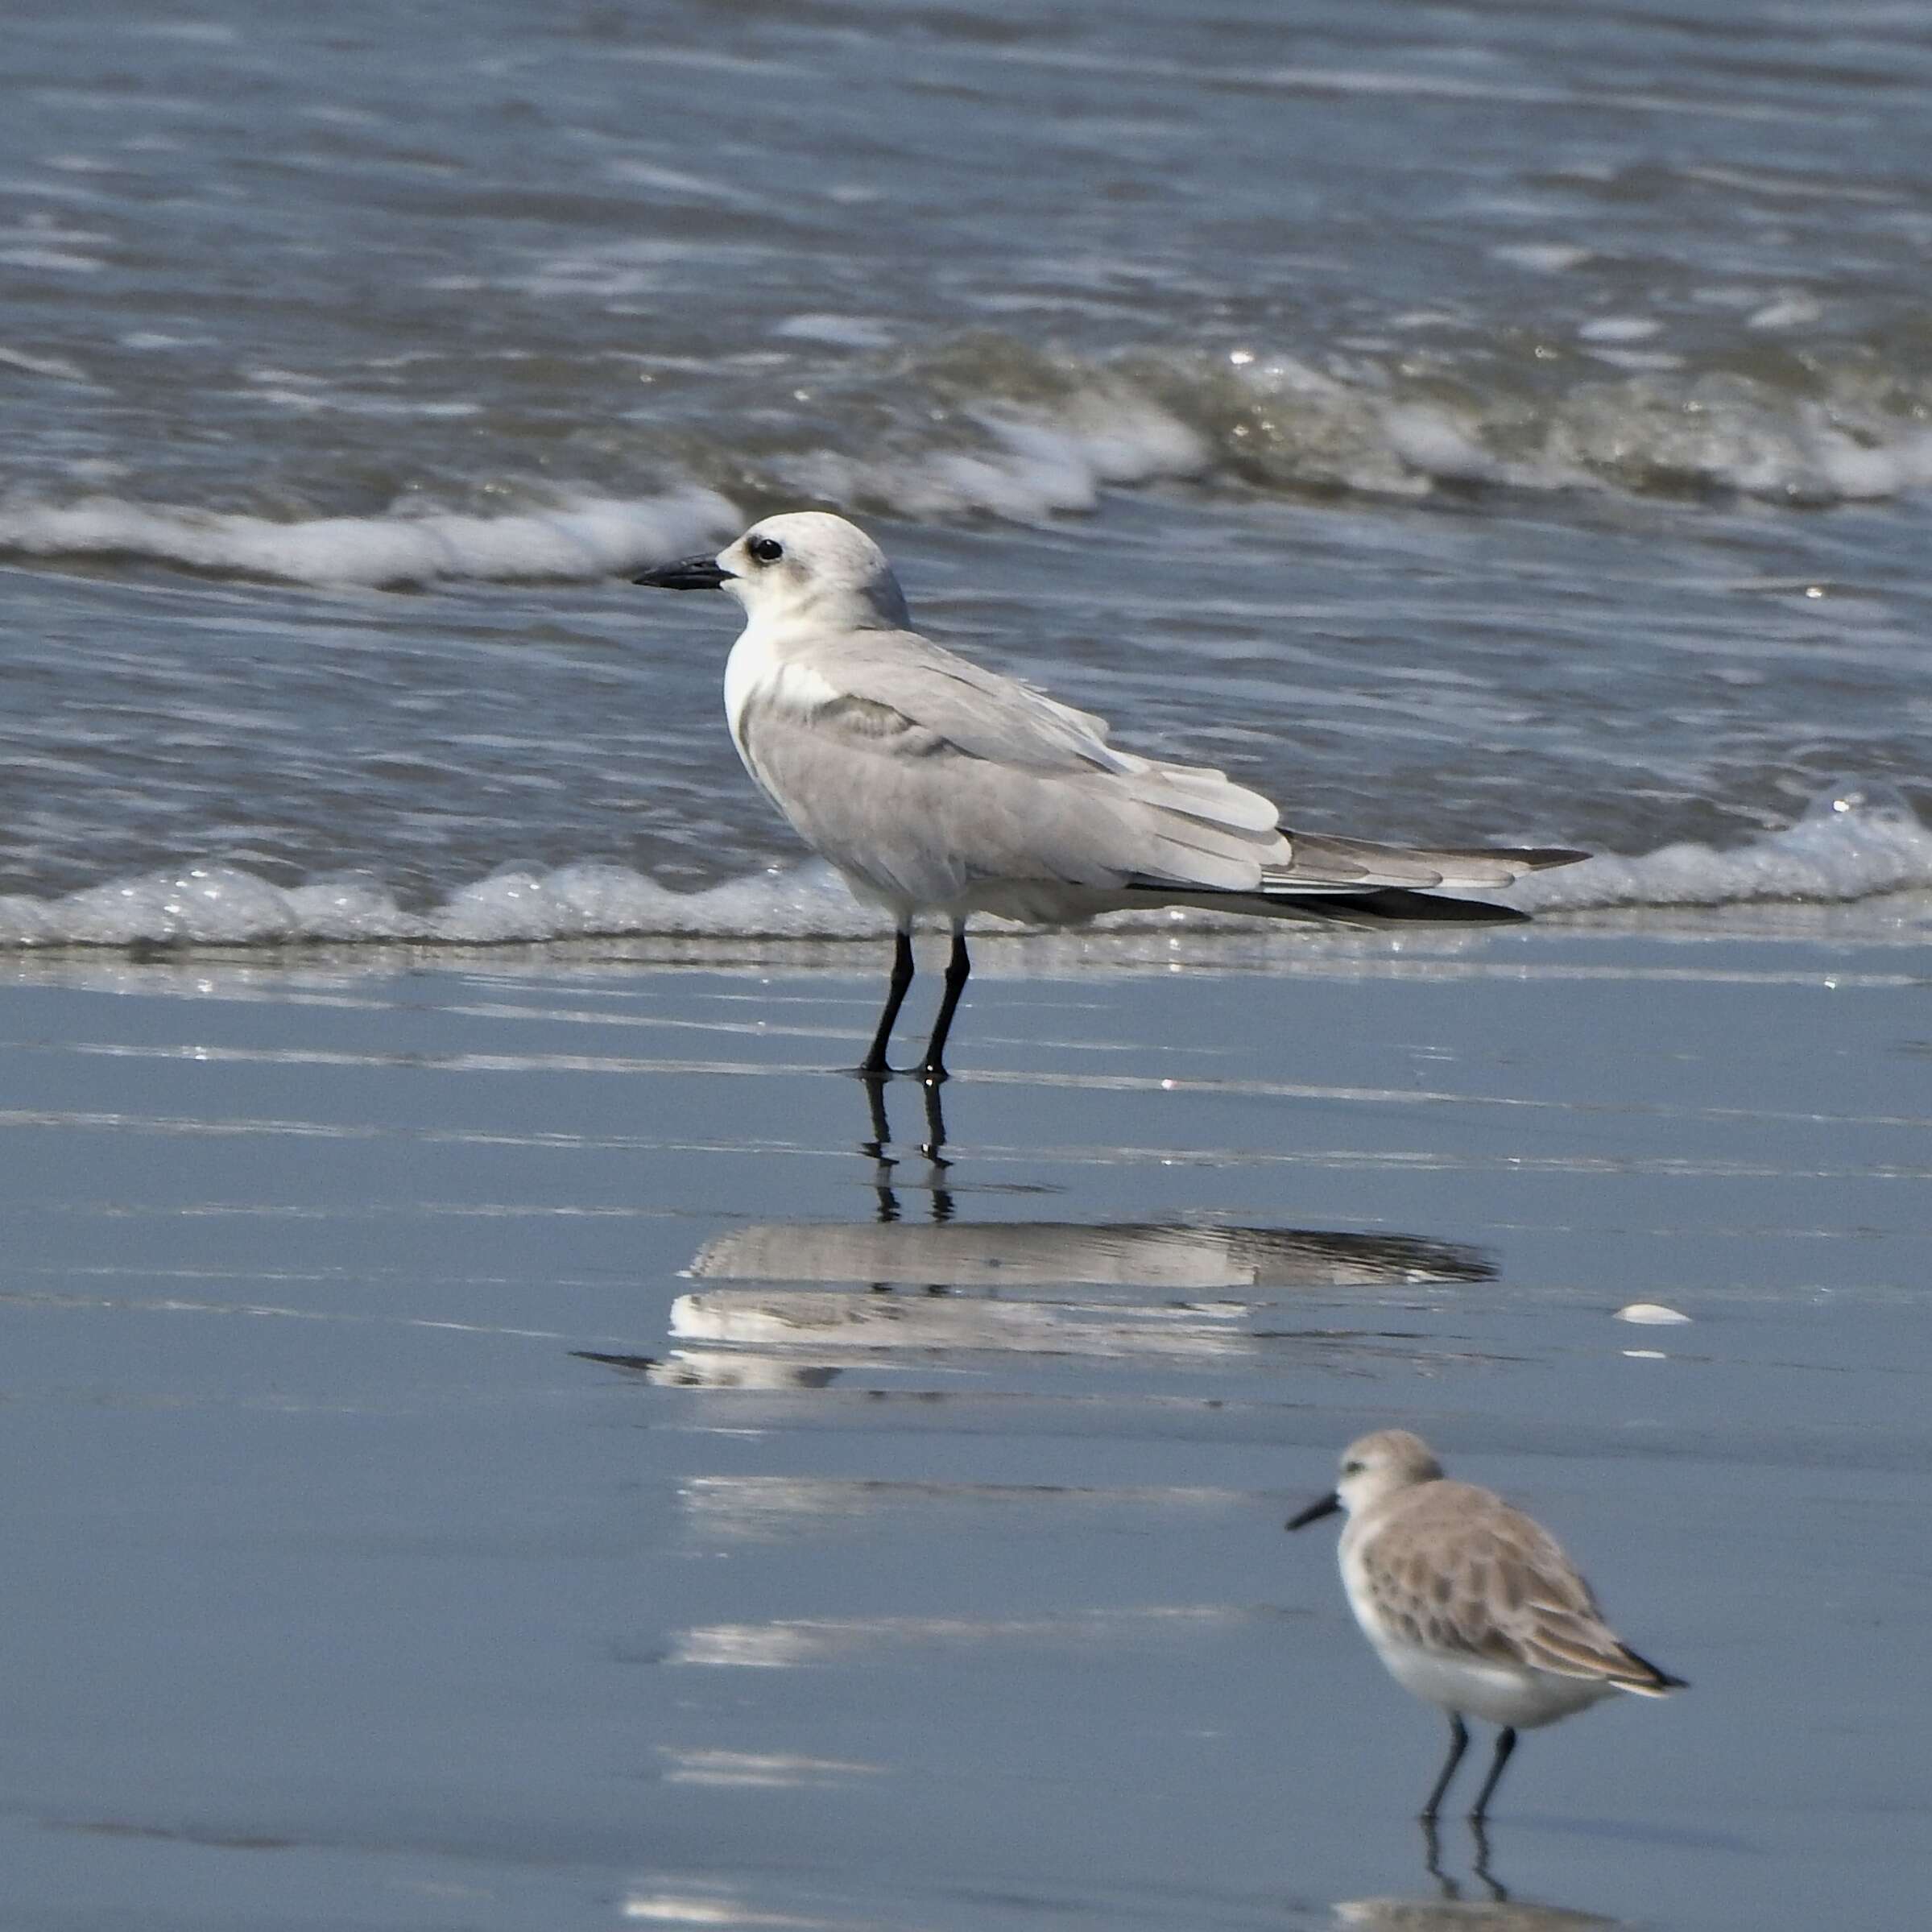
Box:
[1420,1714,1471,1822]
[917,927,971,1084]
[857,928,916,1076]
[1468,1726,1517,1822]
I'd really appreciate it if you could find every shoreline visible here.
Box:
[0,887,1924,983]
[0,925,1924,1929]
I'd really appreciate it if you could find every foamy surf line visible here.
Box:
[0,488,741,588]
[0,788,1923,949]
[0,397,1206,590]
[10,340,1932,594]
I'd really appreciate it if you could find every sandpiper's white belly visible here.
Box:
[1368,1632,1614,1731]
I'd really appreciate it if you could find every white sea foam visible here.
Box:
[854,337,1932,511]
[0,487,740,587]
[0,787,1922,950]
[1508,783,1932,912]
[8,340,1932,599]
[772,392,1207,520]
[1165,349,1932,504]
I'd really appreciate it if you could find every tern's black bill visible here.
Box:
[634,556,731,590]
[1285,1491,1342,1531]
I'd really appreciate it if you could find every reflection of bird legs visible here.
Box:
[1419,1817,1457,1901]
[1468,1818,1507,1903]
[859,1074,901,1223]
[1418,1815,1509,1906]
[856,1072,953,1227]
[920,1079,954,1224]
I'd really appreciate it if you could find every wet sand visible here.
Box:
[0,922,1927,1931]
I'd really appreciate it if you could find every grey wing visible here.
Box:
[1489,1510,1679,1689]
[742,639,1289,900]
[776,628,1583,900]
[1359,1500,1530,1668]
[781,628,1289,892]
[1364,1491,1672,1689]
[812,628,1134,775]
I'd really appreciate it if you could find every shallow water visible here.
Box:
[2,0,1930,936]
[0,931,1927,1930]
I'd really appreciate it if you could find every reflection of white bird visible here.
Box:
[1288,1431,1685,1822]
[637,512,1585,1081]
[689,1221,1493,1290]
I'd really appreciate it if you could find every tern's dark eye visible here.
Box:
[747,535,784,565]
[1342,1460,1364,1476]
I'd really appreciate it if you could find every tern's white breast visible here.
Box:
[722,627,842,771]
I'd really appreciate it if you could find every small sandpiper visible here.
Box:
[1287,1429,1686,1820]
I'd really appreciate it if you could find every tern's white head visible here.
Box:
[1286,1429,1445,1529]
[635,511,910,631]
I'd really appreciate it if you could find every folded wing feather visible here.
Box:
[756,625,1584,904]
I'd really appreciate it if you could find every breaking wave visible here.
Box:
[0,487,740,589]
[0,784,1922,950]
[10,329,1932,589]
[1123,338,1932,507]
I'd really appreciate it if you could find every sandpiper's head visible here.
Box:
[635,511,910,631]
[1286,1429,1443,1530]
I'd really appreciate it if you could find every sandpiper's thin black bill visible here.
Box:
[1286,1491,1342,1530]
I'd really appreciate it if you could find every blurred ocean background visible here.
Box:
[2,0,1930,945]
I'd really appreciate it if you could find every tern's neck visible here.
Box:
[735,581,911,638]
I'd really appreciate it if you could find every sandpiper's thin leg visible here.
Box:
[1468,1726,1517,1822]
[1420,1713,1471,1822]
[917,925,971,1084]
[858,928,916,1075]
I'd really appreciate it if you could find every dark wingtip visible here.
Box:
[1619,1643,1688,1691]
[1344,887,1533,925]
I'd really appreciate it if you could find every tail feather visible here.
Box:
[1275,831,1589,893]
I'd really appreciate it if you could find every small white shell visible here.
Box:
[1615,1301,1691,1326]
